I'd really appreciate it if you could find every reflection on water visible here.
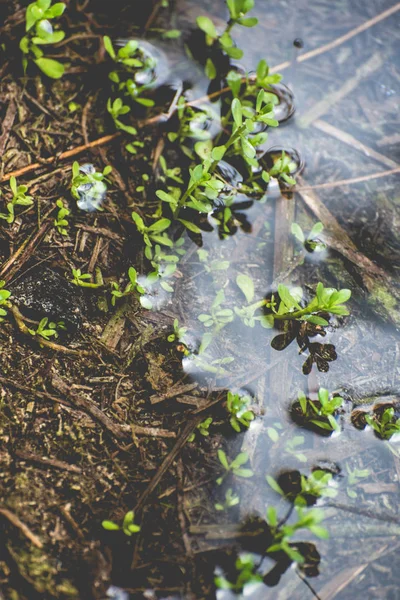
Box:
[106,0,400,597]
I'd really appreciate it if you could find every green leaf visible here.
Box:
[102,520,120,531]
[266,506,277,526]
[194,140,213,160]
[196,15,217,38]
[309,221,324,238]
[234,468,254,477]
[34,57,64,78]
[178,219,202,234]
[224,46,243,59]
[278,284,300,311]
[218,449,229,469]
[237,17,258,26]
[309,525,329,539]
[226,70,242,97]
[103,35,116,59]
[236,273,254,303]
[205,58,217,80]
[231,451,249,469]
[148,218,171,232]
[232,98,242,127]
[266,475,284,495]
[211,145,226,161]
[291,223,305,243]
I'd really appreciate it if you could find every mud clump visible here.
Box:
[10,267,85,333]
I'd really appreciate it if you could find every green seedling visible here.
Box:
[0,176,34,224]
[266,470,337,505]
[0,281,11,321]
[215,488,240,511]
[70,162,112,211]
[104,36,156,107]
[226,391,255,432]
[54,199,70,235]
[271,282,351,327]
[298,388,343,433]
[226,58,282,102]
[345,464,370,498]
[216,449,253,485]
[110,267,146,306]
[188,417,213,442]
[197,249,230,274]
[107,97,137,135]
[291,222,326,252]
[266,505,328,564]
[102,510,141,536]
[71,268,102,289]
[234,273,272,328]
[20,0,66,78]
[197,0,259,79]
[167,318,187,343]
[366,407,400,440]
[168,98,213,157]
[214,554,262,592]
[131,212,171,248]
[28,317,65,340]
[266,422,307,463]
[198,289,234,331]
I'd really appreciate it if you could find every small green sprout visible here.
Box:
[214,554,262,592]
[188,417,213,442]
[197,0,259,78]
[366,407,400,440]
[28,317,65,340]
[102,510,141,536]
[167,318,187,343]
[110,267,149,309]
[131,212,171,248]
[234,273,271,328]
[71,268,102,289]
[216,449,253,485]
[226,391,255,432]
[272,282,351,327]
[70,162,112,211]
[298,388,343,433]
[291,222,326,252]
[107,97,137,135]
[104,36,156,107]
[266,470,337,505]
[0,176,34,224]
[0,281,11,321]
[346,464,370,498]
[266,506,329,564]
[20,0,66,79]
[198,289,234,331]
[215,488,240,511]
[54,199,70,235]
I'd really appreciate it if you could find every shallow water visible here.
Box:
[115,0,400,597]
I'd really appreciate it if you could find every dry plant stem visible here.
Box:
[14,450,82,474]
[272,2,400,73]
[312,119,399,169]
[296,178,400,326]
[295,166,400,191]
[51,372,130,441]
[299,53,383,128]
[0,209,53,281]
[0,508,43,548]
[0,375,74,408]
[0,133,119,183]
[10,305,87,356]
